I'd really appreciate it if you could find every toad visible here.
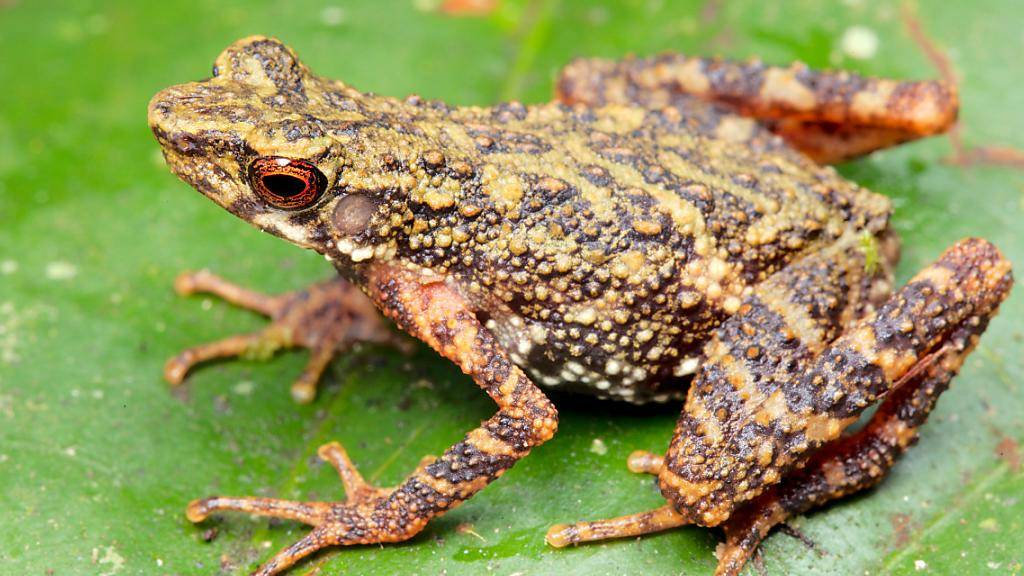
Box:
[149,37,1013,575]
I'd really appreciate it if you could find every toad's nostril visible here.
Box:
[147,87,181,129]
[166,132,204,156]
[149,99,173,118]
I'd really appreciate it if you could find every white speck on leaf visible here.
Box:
[841,26,879,60]
[92,545,125,576]
[590,438,608,456]
[978,517,1000,532]
[914,559,928,571]
[45,261,78,280]
[232,381,255,396]
[0,260,17,275]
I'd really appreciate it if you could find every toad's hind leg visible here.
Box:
[186,264,558,576]
[549,238,1011,576]
[164,271,409,403]
[659,239,1009,527]
[712,331,979,576]
[557,55,957,163]
[549,232,891,546]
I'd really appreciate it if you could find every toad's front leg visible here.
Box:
[164,271,409,402]
[186,263,558,576]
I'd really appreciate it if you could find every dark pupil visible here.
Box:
[262,173,307,198]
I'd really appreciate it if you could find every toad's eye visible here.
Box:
[248,157,327,210]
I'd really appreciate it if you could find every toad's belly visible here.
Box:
[486,313,700,404]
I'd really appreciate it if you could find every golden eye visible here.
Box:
[248,157,327,209]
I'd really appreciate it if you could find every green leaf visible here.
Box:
[2,1,1022,575]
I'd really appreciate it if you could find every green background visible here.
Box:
[1,0,1022,574]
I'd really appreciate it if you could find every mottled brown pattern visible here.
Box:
[150,37,1009,576]
[660,239,1011,527]
[713,310,990,576]
[558,54,958,163]
[546,240,1009,571]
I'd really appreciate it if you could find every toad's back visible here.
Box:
[346,95,892,401]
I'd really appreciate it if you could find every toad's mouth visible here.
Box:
[153,144,321,252]
[147,104,248,210]
[152,142,236,207]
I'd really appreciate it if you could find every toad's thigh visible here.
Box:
[557,55,956,163]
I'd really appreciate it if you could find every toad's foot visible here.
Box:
[546,451,686,547]
[187,442,435,576]
[164,271,408,403]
